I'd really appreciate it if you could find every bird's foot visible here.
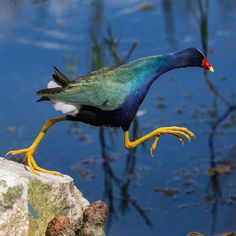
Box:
[6,147,61,175]
[150,136,159,157]
[149,126,195,157]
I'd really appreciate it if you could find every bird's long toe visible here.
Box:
[29,155,62,175]
[167,130,191,142]
[165,127,196,139]
[26,153,38,175]
[6,147,61,175]
[171,134,185,145]
[150,136,159,157]
[151,126,195,148]
[6,148,29,157]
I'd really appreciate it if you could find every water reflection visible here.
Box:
[99,121,153,230]
[88,10,151,227]
[197,0,236,234]
[161,0,177,49]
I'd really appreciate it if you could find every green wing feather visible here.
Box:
[53,67,71,86]
[38,56,159,111]
[40,66,135,111]
[85,67,114,77]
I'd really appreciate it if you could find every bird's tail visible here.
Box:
[52,66,71,87]
[37,67,70,102]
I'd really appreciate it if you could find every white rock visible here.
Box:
[0,158,90,236]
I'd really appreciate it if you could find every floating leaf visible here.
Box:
[209,165,233,176]
[7,127,16,133]
[138,3,155,12]
[154,187,179,199]
[186,232,204,236]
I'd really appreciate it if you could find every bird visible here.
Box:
[6,48,214,175]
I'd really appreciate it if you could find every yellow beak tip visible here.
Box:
[209,66,214,73]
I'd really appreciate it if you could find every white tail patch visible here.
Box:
[47,80,61,88]
[47,80,79,115]
[52,101,80,116]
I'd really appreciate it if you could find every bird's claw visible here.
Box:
[161,126,195,144]
[6,147,61,176]
[179,137,184,146]
[172,134,185,146]
[6,149,29,157]
[150,136,159,157]
[148,126,195,157]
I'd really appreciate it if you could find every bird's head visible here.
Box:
[175,48,214,73]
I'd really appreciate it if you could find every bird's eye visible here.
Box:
[197,53,203,62]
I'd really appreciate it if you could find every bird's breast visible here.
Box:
[119,82,151,121]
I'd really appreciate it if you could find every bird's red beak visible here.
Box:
[201,57,214,72]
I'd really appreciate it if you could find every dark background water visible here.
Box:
[1,0,236,235]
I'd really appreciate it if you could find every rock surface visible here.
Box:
[0,158,107,236]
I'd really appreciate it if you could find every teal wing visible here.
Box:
[72,67,114,82]
[41,67,135,111]
[38,56,158,110]
[85,67,114,77]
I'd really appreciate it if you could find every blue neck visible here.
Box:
[151,52,192,81]
[126,52,191,87]
[124,52,192,104]
[118,49,202,129]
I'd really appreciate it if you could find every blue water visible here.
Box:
[1,1,236,235]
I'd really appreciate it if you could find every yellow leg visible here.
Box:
[124,126,195,157]
[6,117,67,175]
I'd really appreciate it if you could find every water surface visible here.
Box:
[0,1,236,235]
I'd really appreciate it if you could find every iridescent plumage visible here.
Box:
[7,48,214,175]
[38,48,207,130]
